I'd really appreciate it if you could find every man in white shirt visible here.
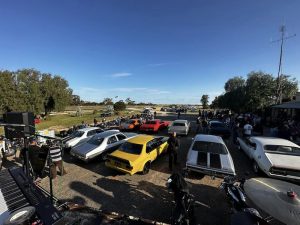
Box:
[243,121,253,137]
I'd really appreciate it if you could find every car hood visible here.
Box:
[72,142,100,155]
[266,153,300,170]
[110,150,140,163]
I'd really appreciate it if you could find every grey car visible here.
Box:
[70,130,137,162]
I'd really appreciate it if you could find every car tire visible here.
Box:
[142,162,151,175]
[253,161,260,174]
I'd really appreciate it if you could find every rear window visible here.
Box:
[264,145,300,156]
[192,141,227,154]
[87,137,104,146]
[173,122,185,126]
[120,142,143,155]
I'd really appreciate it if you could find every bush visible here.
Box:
[114,101,126,111]
[93,109,98,114]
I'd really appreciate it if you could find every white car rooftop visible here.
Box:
[251,136,299,147]
[78,127,101,132]
[193,134,224,144]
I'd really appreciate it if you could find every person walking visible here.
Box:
[167,132,179,171]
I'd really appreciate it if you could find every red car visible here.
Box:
[140,119,170,132]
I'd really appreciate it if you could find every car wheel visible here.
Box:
[253,161,260,174]
[142,162,151,175]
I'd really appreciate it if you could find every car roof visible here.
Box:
[173,120,188,123]
[127,135,154,144]
[193,134,224,144]
[92,130,120,138]
[78,127,102,132]
[251,136,300,147]
[209,120,222,124]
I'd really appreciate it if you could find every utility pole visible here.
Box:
[272,25,296,104]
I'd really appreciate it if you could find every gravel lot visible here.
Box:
[3,113,281,225]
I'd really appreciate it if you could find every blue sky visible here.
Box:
[0,0,299,104]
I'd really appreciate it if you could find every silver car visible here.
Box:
[168,120,190,136]
[186,134,236,177]
[70,130,137,162]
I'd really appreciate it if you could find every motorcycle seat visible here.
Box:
[230,211,263,225]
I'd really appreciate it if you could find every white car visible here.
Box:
[63,127,104,149]
[168,120,190,136]
[186,134,236,177]
[70,130,137,162]
[237,136,300,182]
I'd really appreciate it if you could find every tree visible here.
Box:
[114,100,126,111]
[279,75,298,102]
[71,95,81,105]
[224,76,245,92]
[201,95,209,109]
[125,97,135,105]
[102,97,113,105]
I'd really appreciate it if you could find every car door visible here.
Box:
[244,138,257,159]
[106,135,119,153]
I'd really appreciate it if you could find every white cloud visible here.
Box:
[110,72,132,78]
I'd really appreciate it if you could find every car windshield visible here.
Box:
[87,136,104,146]
[211,122,225,128]
[146,121,156,124]
[264,145,300,156]
[173,122,185,126]
[192,141,227,154]
[119,142,143,155]
[71,131,84,137]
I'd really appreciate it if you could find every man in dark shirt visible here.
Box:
[167,132,179,170]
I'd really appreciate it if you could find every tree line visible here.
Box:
[0,69,73,115]
[210,71,298,113]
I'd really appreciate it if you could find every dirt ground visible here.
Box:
[3,113,284,225]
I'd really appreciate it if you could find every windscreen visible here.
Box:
[173,122,185,126]
[210,122,225,128]
[119,142,143,155]
[264,145,300,156]
[192,141,227,154]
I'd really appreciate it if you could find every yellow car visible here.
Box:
[105,135,169,175]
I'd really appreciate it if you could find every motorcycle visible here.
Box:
[220,176,269,225]
[166,173,195,225]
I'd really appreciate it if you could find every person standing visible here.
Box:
[243,121,253,137]
[177,110,181,119]
[167,132,179,171]
[49,145,67,179]
[202,118,208,134]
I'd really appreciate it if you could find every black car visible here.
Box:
[208,121,231,139]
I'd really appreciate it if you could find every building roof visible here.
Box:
[272,101,300,109]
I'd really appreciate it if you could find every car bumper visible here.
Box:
[70,151,89,162]
[168,130,187,135]
[105,161,135,175]
[267,172,300,182]
[186,163,236,177]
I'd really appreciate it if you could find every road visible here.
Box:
[36,113,281,225]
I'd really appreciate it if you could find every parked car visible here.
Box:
[105,135,169,175]
[237,136,300,182]
[70,130,137,162]
[186,134,236,177]
[207,120,231,138]
[168,120,190,136]
[140,119,170,132]
[119,119,141,131]
[62,127,104,150]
